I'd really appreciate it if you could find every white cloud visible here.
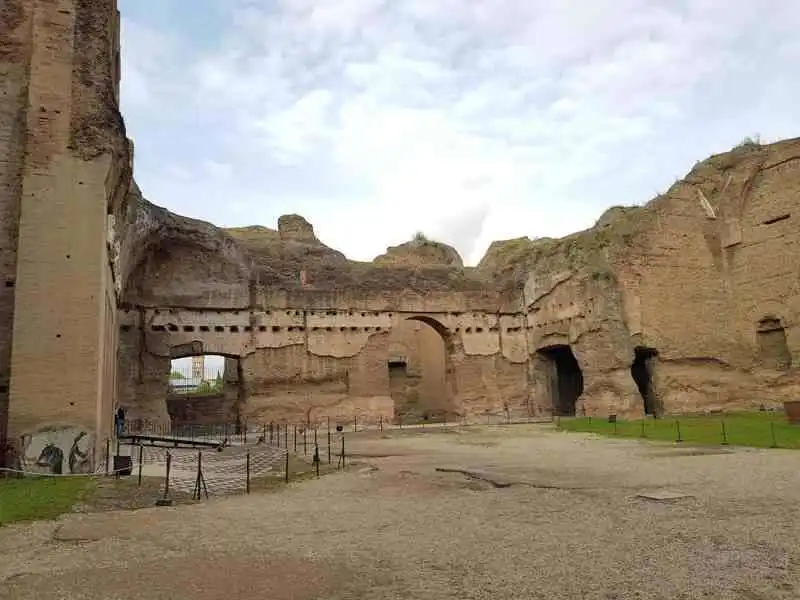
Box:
[119,0,800,265]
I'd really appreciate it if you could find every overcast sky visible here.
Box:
[119,0,798,265]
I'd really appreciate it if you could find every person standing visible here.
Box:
[115,406,126,437]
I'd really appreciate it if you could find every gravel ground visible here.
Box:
[1,424,799,599]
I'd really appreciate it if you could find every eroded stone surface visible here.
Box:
[1,0,799,455]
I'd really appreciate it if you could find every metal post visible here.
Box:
[770,422,778,448]
[675,420,683,443]
[341,435,345,468]
[354,415,357,432]
[284,450,289,483]
[105,438,111,476]
[163,452,172,500]
[327,427,331,464]
[137,444,144,487]
[246,451,251,493]
[303,428,307,455]
[294,426,297,452]
[721,420,728,445]
[379,415,383,432]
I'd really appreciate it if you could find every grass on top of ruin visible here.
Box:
[0,475,96,526]
[558,411,800,449]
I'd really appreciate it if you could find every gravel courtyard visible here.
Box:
[1,424,799,599]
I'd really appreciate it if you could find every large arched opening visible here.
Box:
[166,350,245,435]
[630,346,661,416]
[536,344,584,416]
[388,316,455,423]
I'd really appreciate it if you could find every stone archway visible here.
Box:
[167,353,246,434]
[388,315,457,422]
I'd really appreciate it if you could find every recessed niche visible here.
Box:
[272,326,281,332]
[199,326,210,332]
[230,326,239,333]
[214,326,224,332]
[183,326,194,332]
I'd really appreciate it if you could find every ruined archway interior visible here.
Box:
[167,354,244,433]
[537,345,583,416]
[388,317,453,422]
[630,346,660,416]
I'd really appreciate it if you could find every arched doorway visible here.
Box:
[167,353,244,434]
[388,316,455,422]
[630,346,660,416]
[536,345,583,416]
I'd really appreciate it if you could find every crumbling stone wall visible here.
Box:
[5,0,800,442]
[514,139,800,418]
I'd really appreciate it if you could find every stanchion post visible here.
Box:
[303,428,307,455]
[246,451,251,494]
[105,438,111,476]
[327,427,331,464]
[284,450,289,484]
[294,426,297,453]
[720,420,728,445]
[354,415,357,433]
[341,435,345,469]
[770,422,778,448]
[156,451,172,506]
[137,444,144,486]
[314,444,320,478]
[675,420,683,443]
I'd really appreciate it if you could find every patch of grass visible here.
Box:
[0,476,96,525]
[558,412,800,449]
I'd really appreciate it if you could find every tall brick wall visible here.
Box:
[0,0,31,442]
[4,1,129,467]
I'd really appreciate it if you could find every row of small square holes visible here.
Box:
[124,324,527,335]
[142,308,527,320]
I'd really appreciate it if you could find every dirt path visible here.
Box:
[1,425,799,599]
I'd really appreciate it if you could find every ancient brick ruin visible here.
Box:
[1,1,798,469]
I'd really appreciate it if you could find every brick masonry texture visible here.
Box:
[1,2,799,468]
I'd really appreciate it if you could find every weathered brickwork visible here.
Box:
[1,0,799,456]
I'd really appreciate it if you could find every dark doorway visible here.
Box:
[630,346,659,416]
[537,345,584,416]
[756,317,791,370]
